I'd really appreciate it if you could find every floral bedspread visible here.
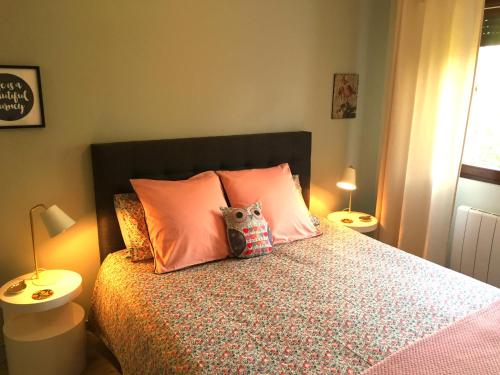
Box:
[89,220,500,374]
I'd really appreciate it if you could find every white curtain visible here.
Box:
[376,0,484,265]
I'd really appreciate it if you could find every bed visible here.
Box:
[89,131,500,374]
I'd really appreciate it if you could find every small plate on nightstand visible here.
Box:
[359,215,373,222]
[5,280,27,295]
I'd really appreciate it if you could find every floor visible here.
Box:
[0,331,121,375]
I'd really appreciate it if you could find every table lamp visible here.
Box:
[30,204,76,285]
[336,166,357,223]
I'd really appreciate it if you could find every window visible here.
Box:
[461,0,500,185]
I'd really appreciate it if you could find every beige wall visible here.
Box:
[0,0,392,311]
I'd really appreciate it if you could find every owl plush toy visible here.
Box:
[220,202,273,258]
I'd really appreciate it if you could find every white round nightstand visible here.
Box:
[0,269,86,375]
[327,211,378,233]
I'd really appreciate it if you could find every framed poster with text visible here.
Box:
[0,65,45,129]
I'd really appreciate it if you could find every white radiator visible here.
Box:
[451,206,500,288]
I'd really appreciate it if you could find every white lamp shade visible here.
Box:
[336,166,357,191]
[40,205,76,237]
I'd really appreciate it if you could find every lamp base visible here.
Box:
[31,269,63,286]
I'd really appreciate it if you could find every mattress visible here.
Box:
[89,220,500,374]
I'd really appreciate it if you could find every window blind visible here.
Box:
[482,1,500,46]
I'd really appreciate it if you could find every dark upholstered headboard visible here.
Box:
[91,131,312,261]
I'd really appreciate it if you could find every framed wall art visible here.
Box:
[331,73,358,119]
[0,65,45,129]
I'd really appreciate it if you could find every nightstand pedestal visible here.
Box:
[4,302,85,375]
[0,270,86,375]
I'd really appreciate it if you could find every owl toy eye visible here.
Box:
[233,209,247,223]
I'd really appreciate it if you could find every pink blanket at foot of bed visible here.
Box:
[363,298,500,375]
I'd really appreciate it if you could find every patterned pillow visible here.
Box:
[292,174,302,193]
[114,193,153,262]
[292,174,320,227]
[220,202,273,258]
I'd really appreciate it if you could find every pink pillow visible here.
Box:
[217,164,320,244]
[131,171,230,274]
